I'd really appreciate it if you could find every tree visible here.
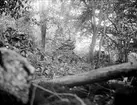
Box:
[107,0,137,62]
[75,0,113,63]
[31,0,79,51]
[75,0,137,65]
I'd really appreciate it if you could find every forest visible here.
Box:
[0,0,137,105]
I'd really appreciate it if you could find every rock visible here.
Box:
[0,47,35,104]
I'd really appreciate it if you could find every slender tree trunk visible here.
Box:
[88,26,98,62]
[97,26,106,67]
[88,0,104,63]
[39,0,47,51]
[41,22,46,50]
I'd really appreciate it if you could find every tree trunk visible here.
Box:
[33,60,137,87]
[88,26,98,62]
[97,22,106,67]
[88,1,104,62]
[41,22,47,50]
[40,1,47,51]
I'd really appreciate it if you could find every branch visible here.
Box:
[107,17,119,32]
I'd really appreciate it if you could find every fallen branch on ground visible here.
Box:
[33,61,137,87]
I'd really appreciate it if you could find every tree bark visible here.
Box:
[33,61,137,87]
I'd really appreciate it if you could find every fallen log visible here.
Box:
[33,61,137,87]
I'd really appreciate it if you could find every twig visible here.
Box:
[32,83,62,100]
[32,83,86,105]
[48,93,86,105]
[30,84,37,105]
[57,93,87,105]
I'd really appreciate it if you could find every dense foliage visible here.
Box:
[0,0,29,19]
